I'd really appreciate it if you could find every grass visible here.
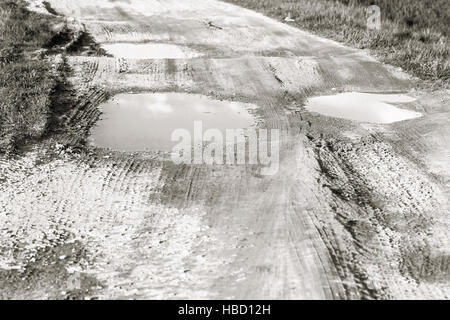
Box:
[224,0,450,87]
[0,0,65,153]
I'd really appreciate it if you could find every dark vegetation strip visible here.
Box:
[0,0,67,153]
[224,0,450,87]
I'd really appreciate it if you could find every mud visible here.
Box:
[3,0,449,299]
[102,43,202,59]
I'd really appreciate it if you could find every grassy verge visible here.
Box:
[0,0,66,153]
[224,0,450,87]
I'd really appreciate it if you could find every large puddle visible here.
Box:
[90,93,256,152]
[305,92,421,124]
[102,43,202,59]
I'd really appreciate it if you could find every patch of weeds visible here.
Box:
[42,1,59,16]
[67,32,111,56]
[0,0,71,154]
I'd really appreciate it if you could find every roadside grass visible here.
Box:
[0,0,64,153]
[225,0,450,87]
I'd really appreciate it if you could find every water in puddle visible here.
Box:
[102,43,201,59]
[305,92,421,124]
[90,93,256,152]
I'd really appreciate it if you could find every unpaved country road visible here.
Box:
[1,0,449,299]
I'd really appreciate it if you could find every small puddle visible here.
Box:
[102,43,202,59]
[305,92,421,124]
[90,93,257,152]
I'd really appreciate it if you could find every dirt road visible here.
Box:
[1,0,448,299]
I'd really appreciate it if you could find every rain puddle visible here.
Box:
[102,43,202,59]
[90,93,257,152]
[305,92,421,124]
